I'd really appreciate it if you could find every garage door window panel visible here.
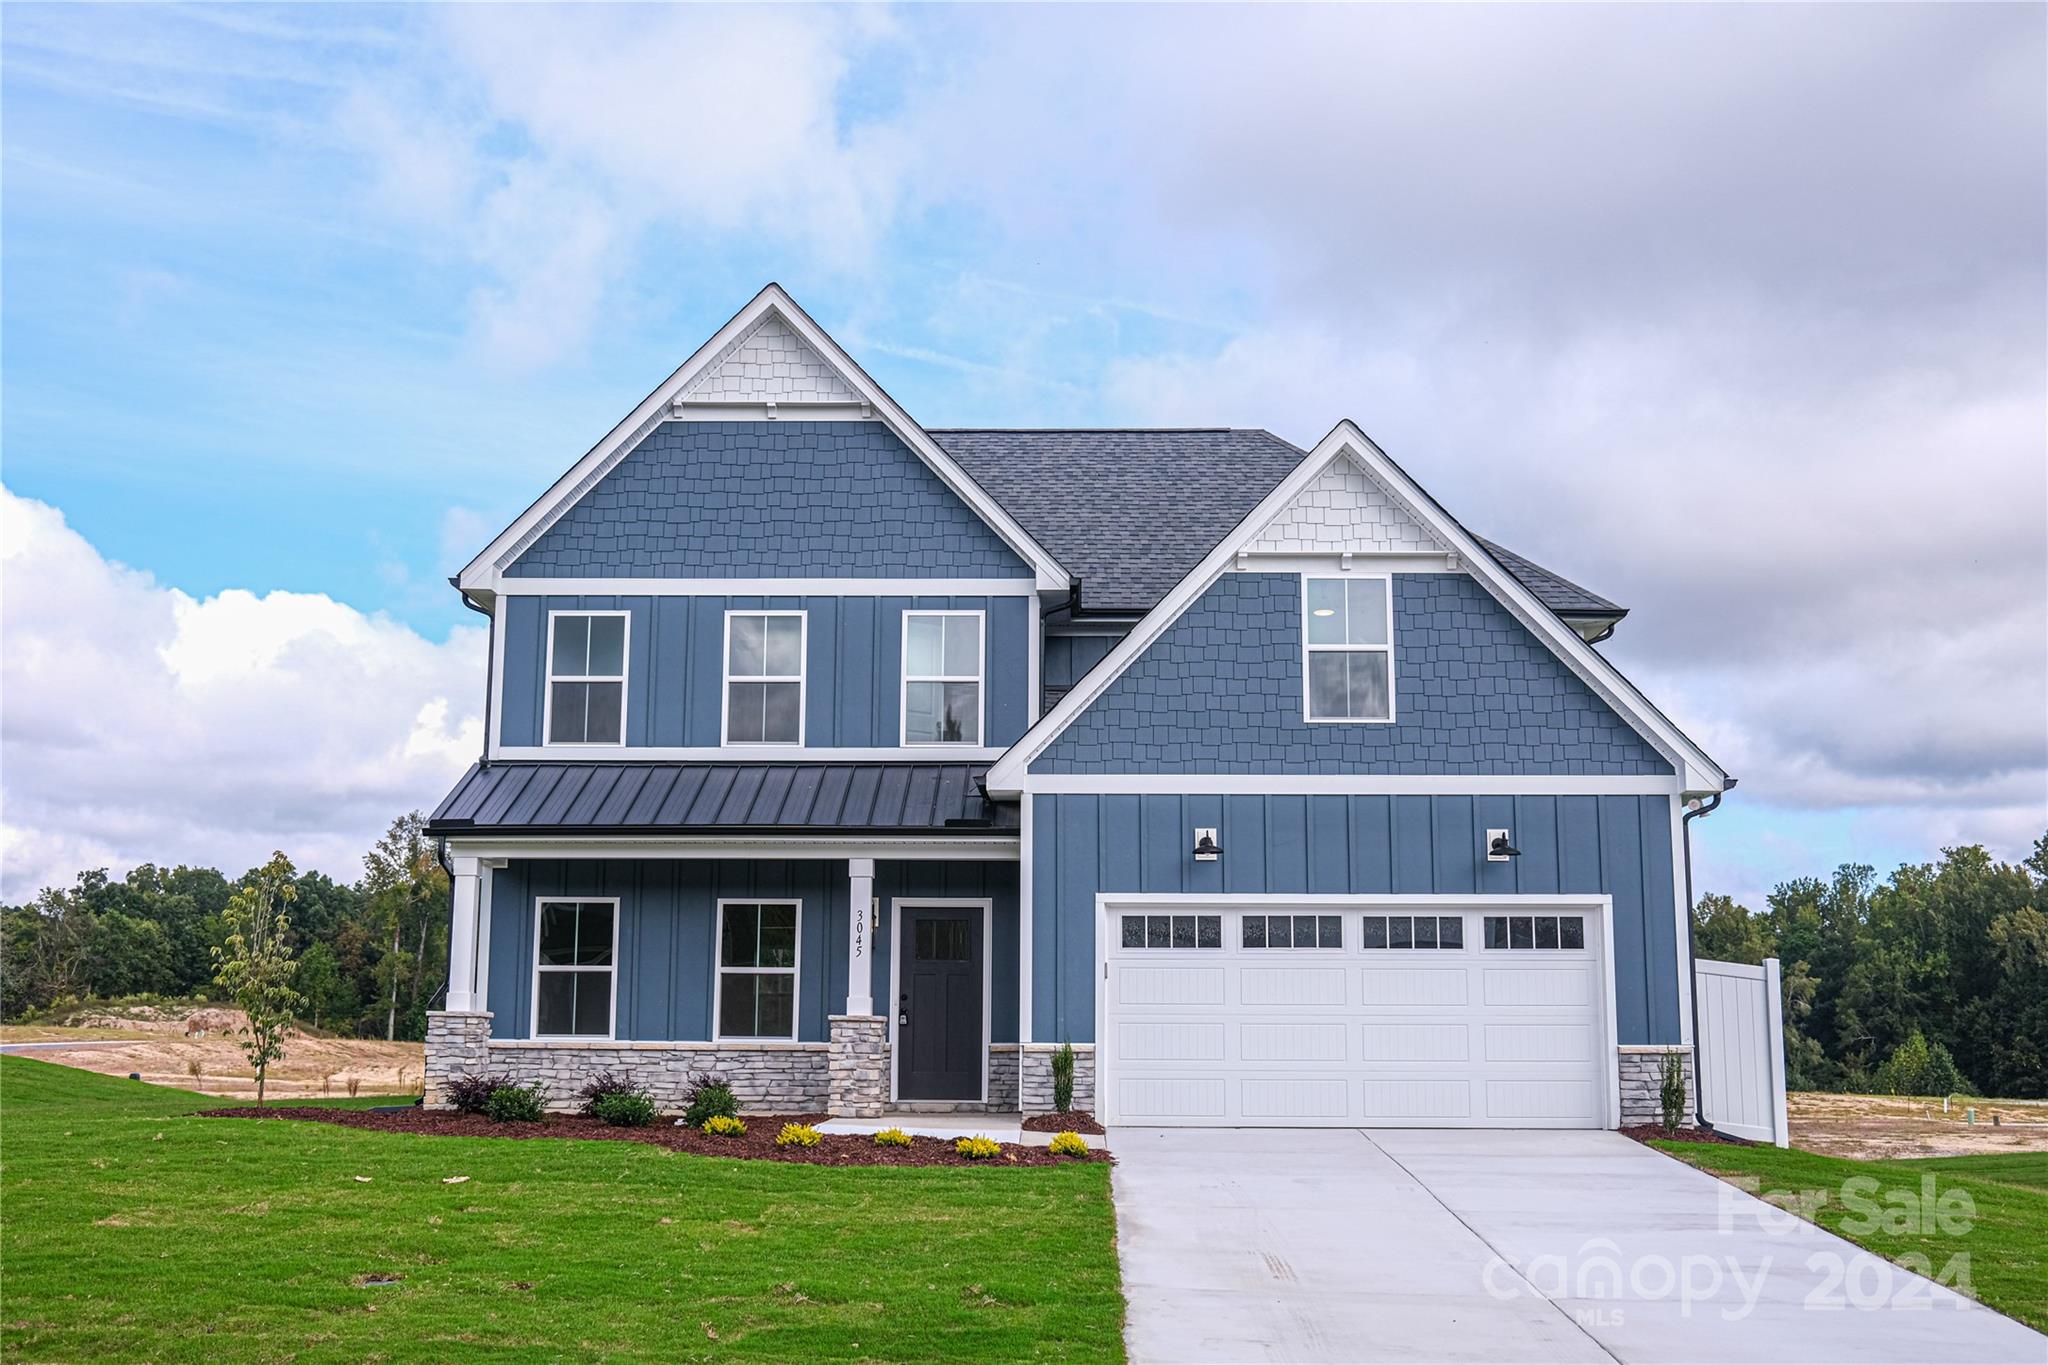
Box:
[1484,914,1585,950]
[1242,914,1342,949]
[1120,914,1220,949]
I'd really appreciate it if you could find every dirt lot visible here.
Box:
[0,1006,422,1100]
[1790,1090,2048,1159]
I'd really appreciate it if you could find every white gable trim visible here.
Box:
[984,421,1729,798]
[457,285,1070,595]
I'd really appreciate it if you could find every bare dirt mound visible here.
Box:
[1789,1091,2048,1159]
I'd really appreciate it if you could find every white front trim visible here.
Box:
[531,896,621,1041]
[446,835,1018,862]
[985,421,1729,797]
[711,898,803,1043]
[457,284,1070,593]
[887,897,994,1106]
[499,577,1039,598]
[489,745,1005,763]
[720,609,807,747]
[541,610,630,749]
[1021,774,1682,795]
[900,608,987,748]
[1094,892,1619,1129]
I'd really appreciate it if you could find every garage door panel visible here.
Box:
[1118,1020,1226,1061]
[1121,1076,1227,1119]
[1243,1077,1350,1119]
[1361,1078,1472,1120]
[1360,967,1467,1006]
[1485,1078,1598,1121]
[1119,966,1225,1005]
[1482,965,1592,1007]
[1240,1021,1348,1062]
[1484,1022,1592,1063]
[1360,1022,1470,1062]
[1239,966,1347,1006]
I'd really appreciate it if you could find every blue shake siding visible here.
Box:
[484,858,1019,1044]
[1030,792,1680,1047]
[499,593,1031,748]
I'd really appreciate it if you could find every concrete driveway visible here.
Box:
[1112,1128,2048,1364]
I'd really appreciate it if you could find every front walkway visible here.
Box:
[1111,1127,2047,1364]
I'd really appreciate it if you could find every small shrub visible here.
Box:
[443,1071,510,1114]
[1051,1042,1075,1114]
[575,1069,647,1118]
[484,1083,547,1124]
[702,1114,747,1137]
[592,1092,657,1128]
[872,1127,913,1147]
[683,1071,740,1128]
[955,1135,1001,1160]
[346,1076,361,1098]
[1872,1031,1974,1098]
[775,1122,822,1149]
[1659,1052,1687,1133]
[1049,1131,1089,1158]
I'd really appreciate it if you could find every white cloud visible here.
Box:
[0,487,485,900]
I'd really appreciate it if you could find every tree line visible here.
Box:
[1694,836,2048,1098]
[1,813,450,1041]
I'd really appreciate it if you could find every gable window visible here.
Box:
[1303,577,1393,722]
[546,612,628,745]
[1119,914,1222,949]
[1483,915,1586,950]
[903,611,983,745]
[533,899,616,1037]
[716,901,800,1039]
[724,612,805,745]
[1362,915,1464,950]
[1242,914,1344,949]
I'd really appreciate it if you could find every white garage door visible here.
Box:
[1100,903,1612,1128]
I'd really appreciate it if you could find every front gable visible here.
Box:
[1250,454,1445,555]
[504,421,1031,579]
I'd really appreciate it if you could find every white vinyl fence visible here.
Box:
[1694,957,1790,1146]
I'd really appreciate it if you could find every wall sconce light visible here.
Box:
[1486,829,1520,861]
[1193,827,1222,862]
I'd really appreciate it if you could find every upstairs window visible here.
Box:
[1303,577,1393,722]
[903,611,983,745]
[725,612,805,745]
[546,612,627,745]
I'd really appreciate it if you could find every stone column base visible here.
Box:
[1618,1045,1696,1127]
[1020,1043,1096,1116]
[424,1010,493,1109]
[828,1015,890,1118]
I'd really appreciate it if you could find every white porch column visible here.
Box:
[445,855,483,1012]
[846,857,877,1015]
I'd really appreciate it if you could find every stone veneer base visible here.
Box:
[1020,1043,1096,1117]
[1618,1045,1697,1127]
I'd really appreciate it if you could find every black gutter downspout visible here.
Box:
[1682,788,1727,1130]
[454,581,495,771]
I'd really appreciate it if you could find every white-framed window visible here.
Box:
[723,611,805,745]
[1302,576,1394,722]
[902,610,984,745]
[1118,913,1222,949]
[532,898,618,1038]
[715,900,801,1039]
[544,611,628,745]
[1484,914,1586,950]
[1362,914,1465,950]
[1241,913,1344,949]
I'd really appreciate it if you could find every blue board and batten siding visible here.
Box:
[1032,573,1670,775]
[505,422,1031,579]
[484,858,1019,1043]
[1030,792,1681,1047]
[498,594,1031,748]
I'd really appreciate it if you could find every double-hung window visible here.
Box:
[902,611,983,745]
[546,612,627,745]
[724,612,805,745]
[1304,577,1393,721]
[533,899,616,1037]
[716,901,799,1039]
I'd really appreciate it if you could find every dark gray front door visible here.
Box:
[896,907,982,1100]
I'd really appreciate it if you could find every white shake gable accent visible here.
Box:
[982,421,1729,799]
[427,282,1740,1132]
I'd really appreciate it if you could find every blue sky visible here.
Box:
[4,4,2043,901]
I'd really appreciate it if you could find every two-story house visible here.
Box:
[424,284,1733,1129]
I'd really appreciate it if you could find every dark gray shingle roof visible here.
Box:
[932,428,1624,620]
[428,762,1014,834]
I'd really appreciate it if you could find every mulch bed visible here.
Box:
[1621,1122,1752,1146]
[1021,1110,1105,1134]
[199,1106,1109,1167]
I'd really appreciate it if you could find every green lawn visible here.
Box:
[0,1057,1125,1362]
[1655,1139,2048,1332]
